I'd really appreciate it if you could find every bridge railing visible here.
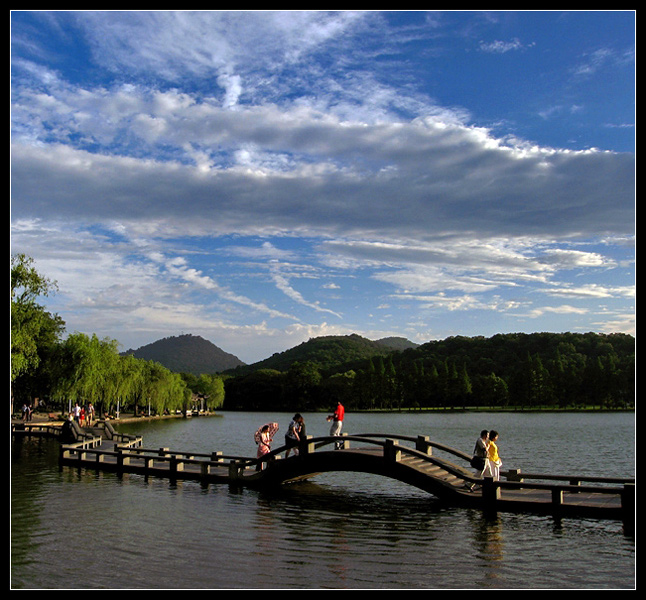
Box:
[12,423,63,438]
[255,432,636,490]
[255,432,475,481]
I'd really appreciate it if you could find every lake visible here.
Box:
[11,410,635,589]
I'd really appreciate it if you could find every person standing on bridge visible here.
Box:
[327,401,345,449]
[256,424,274,471]
[484,430,502,481]
[285,414,303,458]
[466,430,489,491]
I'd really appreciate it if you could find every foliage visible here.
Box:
[180,372,225,409]
[10,253,63,382]
[227,333,417,376]
[224,332,634,411]
[44,332,188,416]
[10,256,225,416]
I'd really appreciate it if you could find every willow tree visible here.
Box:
[49,332,121,414]
[112,353,145,415]
[195,374,225,411]
[132,360,187,416]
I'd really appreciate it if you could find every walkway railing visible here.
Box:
[20,423,634,525]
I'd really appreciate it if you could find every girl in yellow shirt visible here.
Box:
[485,430,502,481]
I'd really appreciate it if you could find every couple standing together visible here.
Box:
[284,401,345,457]
[471,429,502,485]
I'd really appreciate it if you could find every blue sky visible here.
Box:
[11,11,635,364]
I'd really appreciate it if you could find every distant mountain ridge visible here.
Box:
[228,333,419,375]
[122,334,246,375]
[122,333,418,376]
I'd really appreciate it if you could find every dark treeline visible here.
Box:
[224,332,635,412]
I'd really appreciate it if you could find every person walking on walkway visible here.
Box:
[466,429,489,491]
[484,430,502,481]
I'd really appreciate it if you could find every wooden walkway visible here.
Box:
[14,422,634,527]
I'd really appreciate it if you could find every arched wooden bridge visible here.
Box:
[15,421,635,527]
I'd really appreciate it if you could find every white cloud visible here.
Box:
[269,263,343,319]
[526,305,589,318]
[544,283,635,299]
[479,38,527,53]
[10,12,635,362]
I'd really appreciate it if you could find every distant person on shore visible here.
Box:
[327,401,345,449]
[256,425,274,471]
[87,403,95,427]
[466,429,489,491]
[73,403,81,423]
[484,430,502,481]
[285,413,303,458]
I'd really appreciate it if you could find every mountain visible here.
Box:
[375,336,420,351]
[227,333,419,375]
[123,334,246,375]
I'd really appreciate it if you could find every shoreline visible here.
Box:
[13,405,633,427]
[11,410,221,426]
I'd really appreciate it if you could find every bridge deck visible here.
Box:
[16,423,633,525]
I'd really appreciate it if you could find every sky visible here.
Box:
[10,10,635,365]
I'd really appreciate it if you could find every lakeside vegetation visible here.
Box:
[223,331,634,412]
[11,254,223,417]
[12,254,635,417]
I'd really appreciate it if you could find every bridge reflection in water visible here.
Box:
[37,420,633,530]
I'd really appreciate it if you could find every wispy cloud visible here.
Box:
[11,11,635,361]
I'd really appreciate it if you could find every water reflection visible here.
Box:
[12,412,635,589]
[469,512,505,587]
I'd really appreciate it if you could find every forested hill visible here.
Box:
[122,334,245,375]
[226,334,419,375]
[223,331,634,411]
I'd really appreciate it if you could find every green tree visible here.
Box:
[320,370,356,408]
[224,369,285,410]
[50,333,120,412]
[11,254,61,382]
[473,372,509,407]
[195,373,225,410]
[285,361,322,409]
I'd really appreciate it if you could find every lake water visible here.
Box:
[11,411,635,589]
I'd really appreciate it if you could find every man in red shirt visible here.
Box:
[327,401,345,449]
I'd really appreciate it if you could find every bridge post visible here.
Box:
[415,435,432,455]
[300,435,315,455]
[228,459,242,479]
[506,468,523,482]
[568,478,582,493]
[482,476,500,514]
[384,439,401,462]
[117,448,130,468]
[170,455,184,474]
[621,483,635,534]
[211,451,223,463]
